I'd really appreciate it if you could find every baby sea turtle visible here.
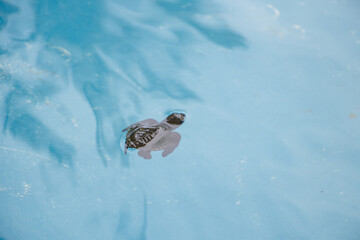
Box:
[122,113,186,159]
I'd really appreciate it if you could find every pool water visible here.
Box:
[0,0,360,239]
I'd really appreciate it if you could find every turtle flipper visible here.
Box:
[122,119,158,132]
[138,149,152,159]
[162,132,181,157]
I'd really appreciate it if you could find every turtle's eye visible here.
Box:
[167,113,185,125]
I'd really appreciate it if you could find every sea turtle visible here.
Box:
[122,113,186,159]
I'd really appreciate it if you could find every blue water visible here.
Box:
[1,0,360,239]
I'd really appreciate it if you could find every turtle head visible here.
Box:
[166,113,186,125]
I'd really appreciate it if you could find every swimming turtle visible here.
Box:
[122,113,186,159]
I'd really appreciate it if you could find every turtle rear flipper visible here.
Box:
[122,119,158,132]
[138,149,152,159]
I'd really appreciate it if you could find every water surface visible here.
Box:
[0,0,360,239]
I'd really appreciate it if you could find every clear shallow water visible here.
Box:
[0,0,360,239]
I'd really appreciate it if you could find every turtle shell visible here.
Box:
[125,126,160,150]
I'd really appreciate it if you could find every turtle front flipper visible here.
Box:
[122,119,158,132]
[138,149,152,159]
[162,132,181,157]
